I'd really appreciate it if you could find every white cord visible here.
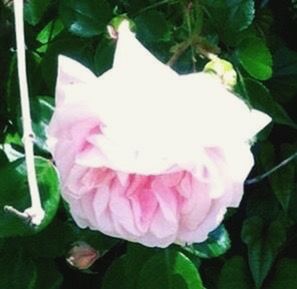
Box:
[4,0,45,226]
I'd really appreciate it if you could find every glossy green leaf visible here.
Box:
[37,20,65,53]
[134,11,171,42]
[30,96,54,154]
[2,142,24,162]
[24,0,51,26]
[241,216,286,288]
[138,249,205,289]
[241,78,297,128]
[125,244,159,289]
[218,256,253,289]
[101,244,157,289]
[202,0,255,43]
[59,0,112,37]
[183,225,231,258]
[0,157,60,237]
[6,52,43,119]
[237,37,272,80]
[94,38,116,76]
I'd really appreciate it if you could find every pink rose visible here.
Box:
[48,21,271,247]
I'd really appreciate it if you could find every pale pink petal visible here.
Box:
[149,209,177,239]
[56,56,96,105]
[129,188,158,233]
[109,180,139,236]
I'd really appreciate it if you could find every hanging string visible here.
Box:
[4,0,44,226]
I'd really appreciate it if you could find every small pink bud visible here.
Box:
[66,241,99,270]
[107,25,118,40]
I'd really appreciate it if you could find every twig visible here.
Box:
[245,150,297,185]
[134,0,178,16]
[167,36,219,67]
[4,0,45,226]
[167,40,191,67]
[196,45,218,61]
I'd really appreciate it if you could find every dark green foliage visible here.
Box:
[0,1,297,288]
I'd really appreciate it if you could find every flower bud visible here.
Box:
[204,58,237,89]
[66,241,99,270]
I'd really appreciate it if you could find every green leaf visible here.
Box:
[125,244,159,289]
[24,0,51,26]
[101,244,157,289]
[30,96,54,154]
[21,218,118,259]
[241,217,286,288]
[182,225,231,258]
[237,37,273,80]
[258,141,275,170]
[2,142,24,162]
[0,149,8,165]
[241,78,297,128]
[6,52,43,119]
[0,157,60,237]
[260,143,296,211]
[21,218,74,258]
[40,33,91,93]
[265,258,297,289]
[138,249,205,289]
[101,256,129,289]
[34,260,63,289]
[202,0,255,43]
[64,222,119,255]
[268,44,297,102]
[94,38,116,76]
[246,189,281,224]
[271,44,297,76]
[0,243,37,289]
[0,241,62,289]
[59,0,112,37]
[134,11,171,42]
[37,20,65,53]
[218,256,253,289]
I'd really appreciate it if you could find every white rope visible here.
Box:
[4,0,45,226]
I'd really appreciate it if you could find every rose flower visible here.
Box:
[47,20,271,248]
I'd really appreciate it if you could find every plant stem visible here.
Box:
[4,0,45,226]
[245,150,297,185]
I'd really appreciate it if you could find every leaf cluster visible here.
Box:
[0,0,297,288]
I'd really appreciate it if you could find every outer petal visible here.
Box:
[175,73,272,146]
[113,20,176,79]
[56,56,96,106]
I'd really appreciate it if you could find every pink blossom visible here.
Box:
[47,21,271,247]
